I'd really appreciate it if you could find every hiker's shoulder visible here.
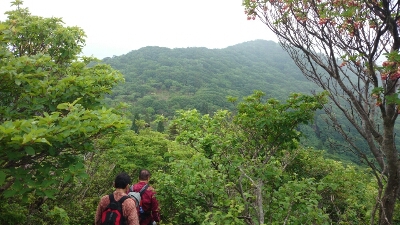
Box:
[147,186,156,192]
[100,194,110,201]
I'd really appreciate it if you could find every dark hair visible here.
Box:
[114,172,131,189]
[139,169,151,181]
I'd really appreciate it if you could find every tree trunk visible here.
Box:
[256,180,264,225]
[379,117,400,225]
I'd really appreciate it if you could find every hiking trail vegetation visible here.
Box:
[0,1,399,224]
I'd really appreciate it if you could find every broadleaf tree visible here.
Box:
[242,0,400,224]
[164,91,330,224]
[0,1,129,202]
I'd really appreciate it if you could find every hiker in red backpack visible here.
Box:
[95,172,139,225]
[131,169,160,225]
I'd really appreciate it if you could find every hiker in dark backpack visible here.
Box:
[130,169,160,225]
[95,172,139,225]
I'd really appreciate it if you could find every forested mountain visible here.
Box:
[103,40,318,117]
[102,40,400,163]
[102,40,363,160]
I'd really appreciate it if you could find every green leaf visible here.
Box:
[57,103,69,110]
[3,189,17,198]
[71,97,82,106]
[43,189,56,199]
[21,194,29,203]
[48,147,56,156]
[22,133,33,144]
[35,138,51,145]
[0,23,7,30]
[63,174,71,183]
[25,146,35,155]
[317,184,325,191]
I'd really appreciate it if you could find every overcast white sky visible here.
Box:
[0,0,278,59]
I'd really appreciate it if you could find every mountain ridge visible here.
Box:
[103,39,318,117]
[102,39,365,162]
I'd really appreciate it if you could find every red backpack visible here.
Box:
[101,194,130,225]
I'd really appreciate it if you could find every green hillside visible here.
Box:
[102,40,385,163]
[103,40,318,117]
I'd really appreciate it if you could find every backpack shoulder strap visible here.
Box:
[108,194,129,206]
[108,194,115,202]
[118,195,129,204]
[139,184,149,196]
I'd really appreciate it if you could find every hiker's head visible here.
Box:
[114,172,131,189]
[139,169,151,181]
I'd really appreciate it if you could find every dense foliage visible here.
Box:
[0,1,394,225]
[0,2,129,223]
[103,39,384,163]
[243,0,400,223]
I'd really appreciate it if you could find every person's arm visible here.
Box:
[151,193,161,223]
[123,198,140,225]
[95,196,107,225]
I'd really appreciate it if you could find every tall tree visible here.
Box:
[0,1,129,201]
[166,91,329,224]
[243,0,400,224]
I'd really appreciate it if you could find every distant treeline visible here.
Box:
[102,40,374,163]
